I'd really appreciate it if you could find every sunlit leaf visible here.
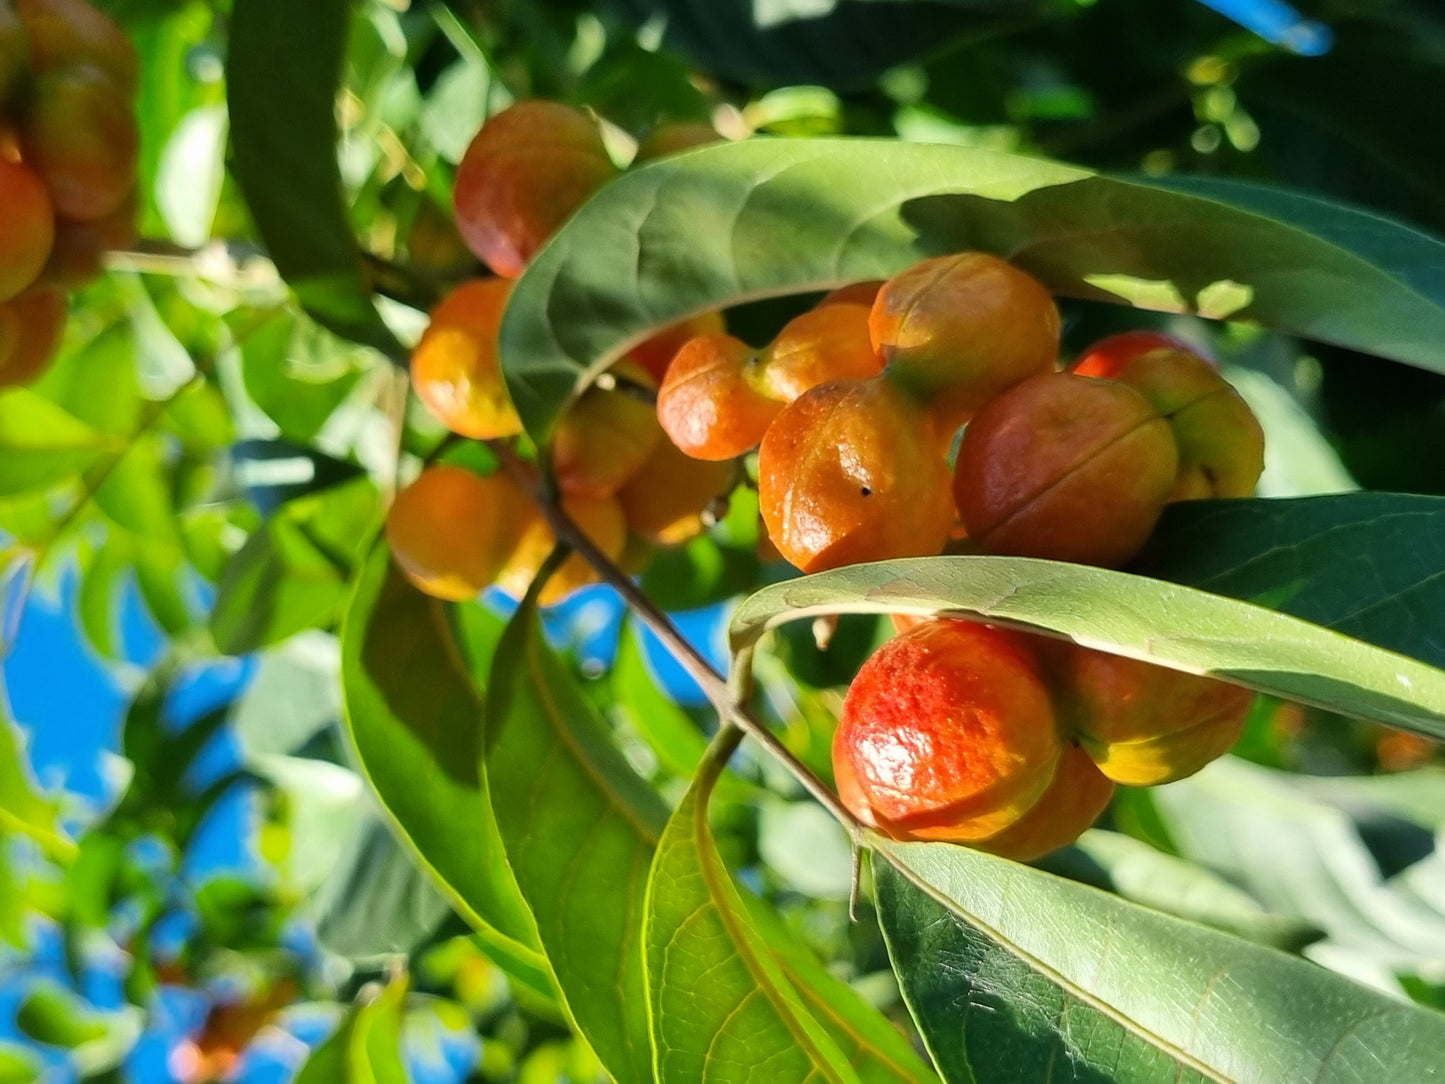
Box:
[730,556,1445,739]
[874,839,1445,1083]
[500,139,1445,438]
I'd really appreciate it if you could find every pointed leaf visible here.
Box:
[873,839,1445,1084]
[499,139,1445,438]
[0,389,112,497]
[483,600,668,1084]
[227,0,403,358]
[646,733,934,1084]
[339,545,550,997]
[729,556,1445,739]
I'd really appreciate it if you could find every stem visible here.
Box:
[491,443,863,839]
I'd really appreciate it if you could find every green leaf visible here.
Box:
[0,389,112,497]
[484,596,667,1083]
[1151,759,1445,979]
[499,139,1445,439]
[237,312,370,444]
[0,1043,41,1084]
[729,556,1445,740]
[77,547,128,660]
[645,733,936,1084]
[610,621,711,779]
[210,477,379,654]
[1136,493,1445,669]
[338,545,552,998]
[293,979,409,1084]
[92,434,180,546]
[227,0,403,358]
[15,985,107,1049]
[0,707,70,864]
[873,839,1445,1083]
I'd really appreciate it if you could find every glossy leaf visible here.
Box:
[210,477,378,655]
[339,546,551,998]
[645,733,937,1084]
[499,139,1445,438]
[484,598,667,1084]
[227,0,403,358]
[873,839,1445,1083]
[1136,493,1445,668]
[729,556,1445,739]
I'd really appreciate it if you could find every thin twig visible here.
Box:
[491,442,863,839]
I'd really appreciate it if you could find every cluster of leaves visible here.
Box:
[7,0,1445,1081]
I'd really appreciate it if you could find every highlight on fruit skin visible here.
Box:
[833,617,1064,842]
[1040,638,1253,786]
[758,375,955,573]
[627,310,726,383]
[953,370,1179,568]
[870,252,1060,434]
[656,332,779,461]
[1071,330,1197,380]
[452,100,618,279]
[409,278,522,440]
[385,465,533,602]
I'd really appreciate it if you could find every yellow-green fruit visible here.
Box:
[1041,640,1253,786]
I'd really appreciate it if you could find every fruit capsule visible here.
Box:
[0,156,54,302]
[1040,639,1253,786]
[617,439,737,545]
[497,493,627,607]
[758,375,955,573]
[656,332,779,461]
[410,278,522,440]
[633,121,722,163]
[550,361,663,500]
[833,618,1063,841]
[0,1,27,108]
[953,371,1179,568]
[385,466,533,602]
[453,101,618,278]
[628,311,726,383]
[871,252,1059,433]
[44,185,138,285]
[971,744,1114,862]
[14,0,139,92]
[754,300,882,401]
[1075,335,1264,500]
[0,283,65,387]
[19,62,139,221]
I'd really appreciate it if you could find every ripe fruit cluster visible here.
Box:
[0,0,139,387]
[658,254,1265,575]
[833,616,1252,861]
[648,256,1264,860]
[389,101,735,605]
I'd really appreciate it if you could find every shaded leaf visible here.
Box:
[499,139,1445,439]
[874,838,1445,1083]
[484,596,668,1084]
[227,0,403,357]
[211,477,378,654]
[339,545,551,998]
[1136,493,1445,669]
[293,979,409,1084]
[729,556,1445,739]
[0,389,112,497]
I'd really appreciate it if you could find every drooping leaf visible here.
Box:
[873,838,1445,1083]
[645,731,937,1084]
[1136,493,1445,669]
[729,556,1445,739]
[338,545,551,998]
[498,139,1445,439]
[210,477,378,655]
[227,0,403,358]
[483,597,668,1084]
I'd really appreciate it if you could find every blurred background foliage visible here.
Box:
[3,0,1445,1080]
